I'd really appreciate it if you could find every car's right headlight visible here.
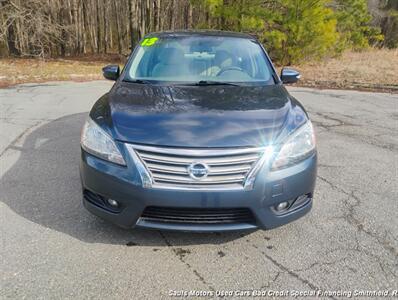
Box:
[81,118,126,166]
[271,121,316,170]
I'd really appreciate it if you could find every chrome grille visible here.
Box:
[126,144,265,190]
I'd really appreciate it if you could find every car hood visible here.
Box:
[90,82,308,148]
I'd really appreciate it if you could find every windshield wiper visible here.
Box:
[184,80,240,86]
[124,79,240,86]
[123,79,153,84]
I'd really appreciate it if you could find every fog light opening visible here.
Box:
[275,201,289,212]
[296,194,310,204]
[107,199,119,207]
[289,193,311,210]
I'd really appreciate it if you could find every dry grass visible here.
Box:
[0,49,397,92]
[290,48,398,92]
[0,54,124,88]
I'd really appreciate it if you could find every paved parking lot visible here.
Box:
[1,81,397,299]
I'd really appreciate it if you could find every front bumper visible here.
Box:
[80,149,317,232]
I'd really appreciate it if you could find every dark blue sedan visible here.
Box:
[80,31,317,232]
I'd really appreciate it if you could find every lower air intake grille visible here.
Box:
[141,206,255,225]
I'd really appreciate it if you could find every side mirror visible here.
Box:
[280,68,301,84]
[102,65,120,81]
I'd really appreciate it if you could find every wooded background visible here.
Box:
[0,0,397,64]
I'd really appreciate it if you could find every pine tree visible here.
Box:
[334,0,383,50]
[205,0,339,65]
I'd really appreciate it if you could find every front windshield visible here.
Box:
[125,35,275,84]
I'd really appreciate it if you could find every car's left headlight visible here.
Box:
[271,121,316,170]
[81,118,126,166]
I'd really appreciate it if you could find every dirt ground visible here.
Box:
[0,54,125,88]
[0,49,397,92]
[290,48,398,93]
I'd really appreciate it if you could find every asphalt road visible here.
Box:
[1,81,397,299]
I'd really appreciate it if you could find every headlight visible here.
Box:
[272,121,316,170]
[81,118,126,166]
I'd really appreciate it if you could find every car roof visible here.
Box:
[144,30,256,40]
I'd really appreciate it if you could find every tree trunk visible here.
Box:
[6,21,20,56]
[147,0,152,33]
[140,0,146,37]
[103,0,108,53]
[188,2,193,29]
[72,0,79,54]
[129,0,137,49]
[60,5,67,56]
[154,0,161,31]
[112,0,123,54]
[82,0,93,53]
[170,0,176,30]
[96,0,101,53]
